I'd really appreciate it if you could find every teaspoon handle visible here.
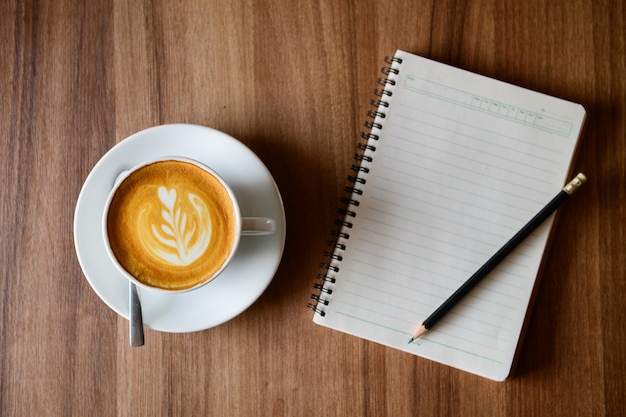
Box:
[129,283,144,347]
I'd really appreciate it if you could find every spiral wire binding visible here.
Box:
[308,54,403,317]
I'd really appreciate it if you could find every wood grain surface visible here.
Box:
[1,0,624,416]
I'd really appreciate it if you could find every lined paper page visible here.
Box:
[313,51,586,381]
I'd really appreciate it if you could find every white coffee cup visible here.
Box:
[102,157,275,293]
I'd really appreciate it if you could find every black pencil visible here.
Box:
[409,173,587,343]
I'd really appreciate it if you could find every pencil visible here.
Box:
[408,173,587,343]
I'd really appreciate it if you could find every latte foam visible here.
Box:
[106,160,237,290]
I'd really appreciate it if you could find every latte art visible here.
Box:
[139,186,212,266]
[106,160,238,291]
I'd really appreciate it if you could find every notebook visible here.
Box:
[309,50,586,381]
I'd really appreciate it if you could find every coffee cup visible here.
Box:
[102,157,275,293]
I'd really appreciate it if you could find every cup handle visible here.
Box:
[241,217,276,236]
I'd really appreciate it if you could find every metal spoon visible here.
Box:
[129,282,144,346]
[110,170,145,347]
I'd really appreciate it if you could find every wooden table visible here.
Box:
[1,1,624,416]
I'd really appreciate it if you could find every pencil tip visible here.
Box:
[408,337,415,344]
[410,324,428,341]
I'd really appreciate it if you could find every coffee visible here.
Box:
[106,160,238,291]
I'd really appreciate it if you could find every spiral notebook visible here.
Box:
[309,50,586,381]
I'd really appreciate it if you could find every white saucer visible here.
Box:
[73,124,286,333]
